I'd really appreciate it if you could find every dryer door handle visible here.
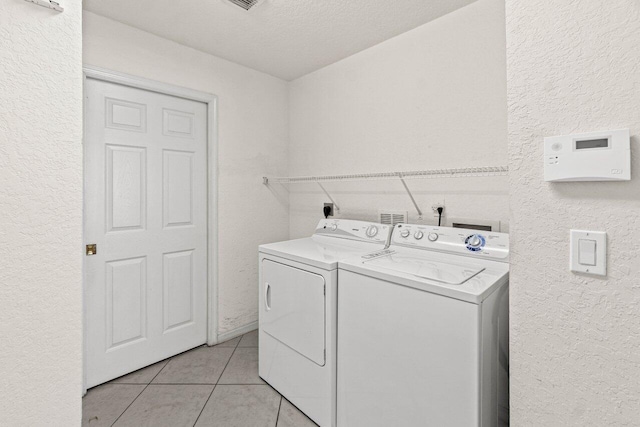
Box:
[264,282,271,311]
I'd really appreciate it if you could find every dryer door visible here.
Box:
[261,259,326,366]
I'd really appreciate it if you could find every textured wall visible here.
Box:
[288,0,508,238]
[0,0,83,425]
[83,12,290,334]
[506,1,640,424]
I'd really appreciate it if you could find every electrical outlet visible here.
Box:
[432,204,445,218]
[323,203,334,218]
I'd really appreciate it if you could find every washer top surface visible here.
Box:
[364,252,485,285]
[339,224,509,304]
[259,219,390,271]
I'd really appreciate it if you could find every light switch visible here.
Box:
[570,230,606,276]
[578,239,596,265]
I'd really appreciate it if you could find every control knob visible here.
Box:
[366,225,379,238]
[414,231,424,240]
[330,224,338,231]
[400,229,410,238]
[428,232,438,242]
[468,235,482,247]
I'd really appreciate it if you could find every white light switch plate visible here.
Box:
[570,230,606,276]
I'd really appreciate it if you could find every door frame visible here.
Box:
[82,66,219,393]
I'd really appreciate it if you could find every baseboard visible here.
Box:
[215,321,258,344]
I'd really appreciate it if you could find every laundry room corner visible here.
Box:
[287,0,508,237]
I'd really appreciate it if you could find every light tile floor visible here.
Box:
[83,330,318,427]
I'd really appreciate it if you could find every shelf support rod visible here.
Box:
[317,181,340,212]
[398,174,422,218]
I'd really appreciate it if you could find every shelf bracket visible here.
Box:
[397,174,422,218]
[317,181,340,212]
[264,175,341,212]
[24,0,64,12]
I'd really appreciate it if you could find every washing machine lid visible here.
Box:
[364,253,485,285]
[340,248,509,304]
[260,235,385,270]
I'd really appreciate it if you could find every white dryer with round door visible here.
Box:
[337,223,510,427]
[259,219,391,427]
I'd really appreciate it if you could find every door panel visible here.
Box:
[106,98,147,132]
[106,145,146,231]
[106,257,147,349]
[261,259,326,366]
[163,250,195,331]
[163,108,195,138]
[85,78,208,388]
[163,150,194,227]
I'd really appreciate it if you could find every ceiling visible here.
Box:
[83,0,475,81]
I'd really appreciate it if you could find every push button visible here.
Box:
[578,239,596,266]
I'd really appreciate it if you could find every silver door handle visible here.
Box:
[264,282,271,311]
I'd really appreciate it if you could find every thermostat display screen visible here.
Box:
[575,138,609,150]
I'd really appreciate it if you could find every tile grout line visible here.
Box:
[191,333,244,427]
[191,383,217,427]
[217,334,242,384]
[102,335,251,427]
[119,382,267,385]
[275,396,283,427]
[109,359,172,427]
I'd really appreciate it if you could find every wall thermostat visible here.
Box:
[544,128,630,182]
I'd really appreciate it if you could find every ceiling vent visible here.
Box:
[379,210,408,227]
[225,0,263,10]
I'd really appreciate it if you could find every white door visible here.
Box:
[84,78,208,388]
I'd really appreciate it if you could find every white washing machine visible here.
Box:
[337,223,510,427]
[259,219,391,427]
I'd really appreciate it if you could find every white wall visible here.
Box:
[288,0,507,238]
[507,1,640,424]
[83,12,290,334]
[0,1,83,425]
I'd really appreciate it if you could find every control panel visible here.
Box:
[391,224,509,261]
[315,219,390,244]
[544,128,630,182]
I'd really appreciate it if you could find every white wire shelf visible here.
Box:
[263,165,508,218]
[262,166,508,185]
